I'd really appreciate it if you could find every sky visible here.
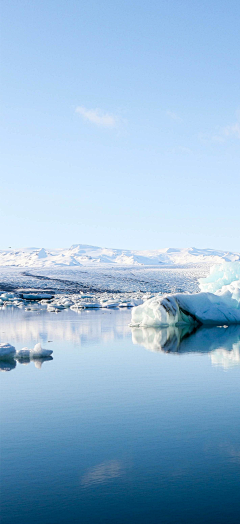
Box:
[1,0,240,251]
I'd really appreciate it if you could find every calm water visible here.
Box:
[1,308,240,524]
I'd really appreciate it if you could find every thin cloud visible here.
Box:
[178,146,192,154]
[76,106,118,128]
[171,146,192,154]
[166,111,182,122]
[222,122,240,139]
[211,112,240,142]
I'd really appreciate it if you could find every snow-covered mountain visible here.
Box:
[0,245,239,268]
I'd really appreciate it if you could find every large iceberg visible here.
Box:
[199,261,240,302]
[131,262,240,327]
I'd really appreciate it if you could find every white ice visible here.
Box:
[0,245,239,268]
[131,262,240,327]
[16,343,53,359]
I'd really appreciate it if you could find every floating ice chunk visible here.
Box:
[61,299,73,307]
[16,343,53,359]
[84,302,101,308]
[118,302,131,307]
[131,291,240,327]
[0,293,16,301]
[100,300,120,308]
[16,347,31,359]
[30,343,53,358]
[74,301,101,308]
[4,302,16,307]
[0,343,16,359]
[22,293,54,300]
[48,302,65,309]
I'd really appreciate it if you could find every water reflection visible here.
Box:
[0,356,53,372]
[81,460,123,487]
[132,325,240,368]
[0,359,16,372]
[0,307,131,347]
[210,348,240,369]
[1,308,240,371]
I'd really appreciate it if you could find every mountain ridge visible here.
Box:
[0,245,239,268]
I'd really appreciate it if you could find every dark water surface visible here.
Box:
[1,308,240,524]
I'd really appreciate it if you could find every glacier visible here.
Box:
[131,262,240,327]
[0,245,239,268]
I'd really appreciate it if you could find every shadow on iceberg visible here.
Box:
[131,324,240,359]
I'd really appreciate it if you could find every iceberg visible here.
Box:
[0,343,16,359]
[0,341,53,371]
[131,262,240,327]
[16,343,53,359]
[199,262,240,294]
[21,293,54,300]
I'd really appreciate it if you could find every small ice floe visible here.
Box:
[0,343,16,359]
[21,293,54,300]
[60,299,73,308]
[47,302,65,312]
[0,293,16,301]
[16,343,53,359]
[71,301,101,309]
[118,302,131,307]
[120,298,143,308]
[16,347,31,359]
[101,300,120,308]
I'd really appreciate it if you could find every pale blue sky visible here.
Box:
[1,0,240,251]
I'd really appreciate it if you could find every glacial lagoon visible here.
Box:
[1,307,240,523]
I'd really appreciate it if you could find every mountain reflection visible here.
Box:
[0,307,131,346]
[132,325,240,368]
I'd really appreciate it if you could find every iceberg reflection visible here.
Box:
[132,325,240,367]
[0,359,16,372]
[0,356,53,372]
[16,355,53,369]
